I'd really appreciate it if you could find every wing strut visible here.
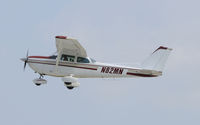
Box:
[55,43,62,73]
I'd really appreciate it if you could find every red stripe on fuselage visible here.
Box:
[28,59,158,76]
[126,72,158,77]
[28,56,50,59]
[59,63,97,70]
[28,60,98,71]
[27,57,140,71]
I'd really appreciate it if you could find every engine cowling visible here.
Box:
[62,76,80,89]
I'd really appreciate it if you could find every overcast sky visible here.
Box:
[0,0,200,125]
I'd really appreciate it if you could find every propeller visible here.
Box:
[23,49,29,71]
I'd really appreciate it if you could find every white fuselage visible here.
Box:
[23,56,161,78]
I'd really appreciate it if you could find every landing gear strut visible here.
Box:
[33,74,47,86]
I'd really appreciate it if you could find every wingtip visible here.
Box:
[55,36,67,39]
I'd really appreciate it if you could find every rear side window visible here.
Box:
[77,57,90,63]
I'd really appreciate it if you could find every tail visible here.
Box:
[141,46,172,72]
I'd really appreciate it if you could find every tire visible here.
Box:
[67,86,74,90]
[35,83,41,86]
[64,82,72,85]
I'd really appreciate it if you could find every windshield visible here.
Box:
[77,57,90,63]
[90,58,96,63]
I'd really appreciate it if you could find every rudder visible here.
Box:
[141,46,172,72]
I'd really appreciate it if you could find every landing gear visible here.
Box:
[67,87,74,90]
[35,83,41,86]
[33,74,47,86]
[62,76,80,90]
[64,82,74,90]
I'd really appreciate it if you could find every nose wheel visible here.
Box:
[33,74,47,86]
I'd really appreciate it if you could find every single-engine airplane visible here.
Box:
[21,36,172,90]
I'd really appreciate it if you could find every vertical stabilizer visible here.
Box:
[141,46,172,71]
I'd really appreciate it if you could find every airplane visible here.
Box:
[21,36,172,90]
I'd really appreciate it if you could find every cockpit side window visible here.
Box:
[60,54,75,62]
[77,57,90,63]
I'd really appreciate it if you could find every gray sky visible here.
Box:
[0,0,200,125]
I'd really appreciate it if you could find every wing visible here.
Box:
[55,36,87,57]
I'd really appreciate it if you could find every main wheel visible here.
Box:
[35,83,41,86]
[64,82,72,85]
[67,86,74,90]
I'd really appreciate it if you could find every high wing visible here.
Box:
[55,36,87,71]
[55,36,87,57]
